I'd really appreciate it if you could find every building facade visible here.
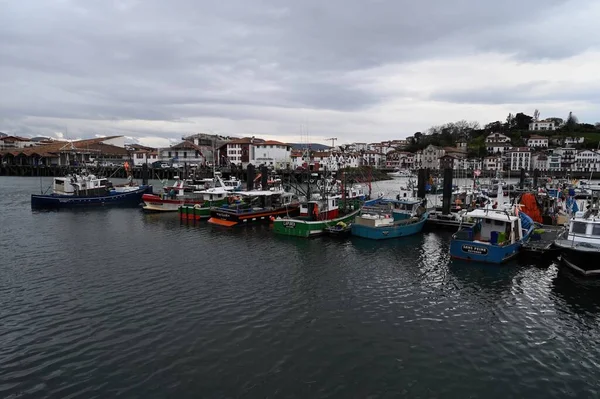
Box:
[485,133,512,154]
[528,120,557,131]
[507,147,531,171]
[251,141,292,169]
[527,135,549,148]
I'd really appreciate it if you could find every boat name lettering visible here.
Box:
[283,221,296,228]
[461,245,488,255]
[215,212,231,218]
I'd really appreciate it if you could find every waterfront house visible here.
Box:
[531,153,548,172]
[126,144,159,167]
[251,140,292,169]
[574,150,600,173]
[221,137,265,168]
[160,141,210,166]
[554,148,576,171]
[483,155,502,171]
[507,147,531,171]
[421,144,444,170]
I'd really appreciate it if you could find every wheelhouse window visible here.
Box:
[592,224,600,236]
[572,222,587,234]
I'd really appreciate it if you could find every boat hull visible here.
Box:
[31,186,152,209]
[272,209,361,237]
[449,239,521,264]
[555,242,600,276]
[351,213,427,240]
[208,205,300,227]
[142,194,187,212]
[179,205,212,220]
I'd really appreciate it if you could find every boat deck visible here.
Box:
[521,225,563,258]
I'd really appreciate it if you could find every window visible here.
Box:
[572,222,587,234]
[183,152,187,158]
[168,151,172,157]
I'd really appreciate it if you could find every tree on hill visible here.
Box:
[506,113,516,130]
[546,117,564,127]
[513,113,533,130]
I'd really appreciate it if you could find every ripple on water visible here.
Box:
[2,177,600,397]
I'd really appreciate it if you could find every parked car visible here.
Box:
[160,163,170,169]
[188,163,198,168]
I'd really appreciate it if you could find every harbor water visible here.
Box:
[2,176,600,398]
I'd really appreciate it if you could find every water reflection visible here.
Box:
[551,267,600,318]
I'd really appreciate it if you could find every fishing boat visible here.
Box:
[351,198,428,240]
[449,207,534,263]
[31,168,152,209]
[554,187,600,276]
[142,175,230,212]
[272,183,370,237]
[178,186,235,220]
[208,189,299,227]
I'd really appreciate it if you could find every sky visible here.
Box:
[1,0,600,147]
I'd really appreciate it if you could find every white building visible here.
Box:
[574,150,600,173]
[564,137,585,146]
[0,136,36,150]
[554,147,576,171]
[413,150,422,169]
[421,145,444,170]
[531,153,548,171]
[127,144,160,166]
[547,154,562,171]
[361,151,385,168]
[528,120,557,131]
[485,133,512,154]
[291,151,360,171]
[457,158,483,171]
[250,140,292,169]
[222,137,264,167]
[160,141,208,165]
[385,151,414,169]
[527,135,549,148]
[507,147,531,171]
[483,155,502,171]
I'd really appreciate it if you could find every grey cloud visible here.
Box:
[0,0,593,141]
[431,81,600,105]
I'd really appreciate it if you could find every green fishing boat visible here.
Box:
[272,183,368,237]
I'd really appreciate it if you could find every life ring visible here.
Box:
[194,204,201,210]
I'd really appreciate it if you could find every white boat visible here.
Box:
[555,187,600,276]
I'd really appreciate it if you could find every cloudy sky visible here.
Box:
[1,0,599,147]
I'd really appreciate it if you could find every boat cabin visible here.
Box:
[456,209,523,245]
[54,173,109,196]
[236,190,296,210]
[355,198,425,228]
[565,187,600,244]
[299,195,341,220]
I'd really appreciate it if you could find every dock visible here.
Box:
[520,225,564,259]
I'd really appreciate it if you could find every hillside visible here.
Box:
[289,143,330,151]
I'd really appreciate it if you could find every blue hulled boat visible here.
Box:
[450,207,534,264]
[31,172,152,209]
[351,198,428,240]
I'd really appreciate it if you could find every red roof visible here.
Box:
[257,140,289,146]
[0,135,32,141]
